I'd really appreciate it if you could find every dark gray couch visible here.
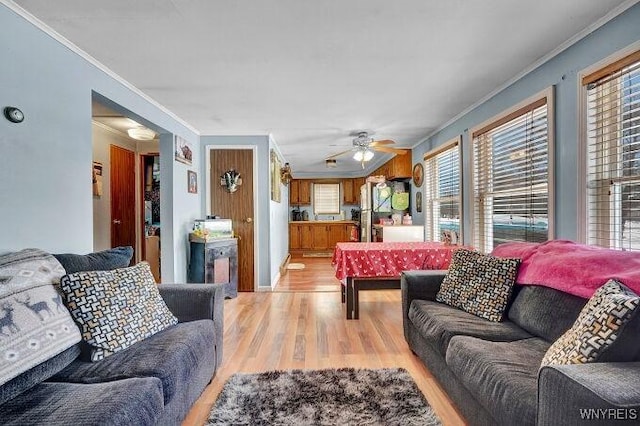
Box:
[402,270,640,426]
[0,283,224,426]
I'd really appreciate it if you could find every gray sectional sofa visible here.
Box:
[402,270,640,426]
[0,282,224,426]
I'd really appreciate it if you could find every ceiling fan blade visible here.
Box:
[373,146,409,155]
[326,149,354,160]
[370,139,395,146]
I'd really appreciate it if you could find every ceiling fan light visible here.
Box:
[363,149,374,162]
[353,150,364,162]
[127,127,156,140]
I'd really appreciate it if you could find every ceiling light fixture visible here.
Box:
[127,127,156,140]
[353,148,374,162]
[326,159,337,168]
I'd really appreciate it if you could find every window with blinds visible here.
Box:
[424,140,461,242]
[584,51,640,251]
[472,96,551,253]
[313,183,340,214]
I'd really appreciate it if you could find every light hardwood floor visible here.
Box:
[182,257,466,426]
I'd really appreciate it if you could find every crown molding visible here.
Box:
[1,0,200,136]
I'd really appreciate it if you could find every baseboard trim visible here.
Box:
[280,253,292,276]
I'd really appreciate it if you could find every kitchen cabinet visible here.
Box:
[289,221,357,253]
[369,155,411,180]
[289,224,302,250]
[300,224,313,248]
[290,179,311,205]
[312,225,329,250]
[387,154,412,179]
[342,179,357,205]
[353,177,366,205]
[328,224,354,248]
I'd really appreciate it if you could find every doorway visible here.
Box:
[209,148,256,291]
[92,99,161,274]
[141,153,161,281]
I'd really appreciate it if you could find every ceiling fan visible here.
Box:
[326,131,409,168]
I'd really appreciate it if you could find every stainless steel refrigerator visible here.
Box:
[360,180,410,242]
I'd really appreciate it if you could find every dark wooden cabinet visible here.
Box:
[188,238,238,298]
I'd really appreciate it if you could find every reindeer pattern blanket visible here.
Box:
[0,249,81,386]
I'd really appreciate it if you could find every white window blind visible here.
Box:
[313,183,340,214]
[585,51,640,251]
[424,141,461,242]
[473,97,550,253]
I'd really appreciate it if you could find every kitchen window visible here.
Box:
[584,50,640,250]
[313,183,340,215]
[424,138,461,242]
[472,89,554,253]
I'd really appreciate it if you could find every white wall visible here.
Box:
[269,137,290,287]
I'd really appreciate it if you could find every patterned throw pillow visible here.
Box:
[436,249,520,322]
[541,279,640,367]
[60,262,178,361]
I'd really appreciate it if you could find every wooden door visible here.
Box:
[210,149,255,291]
[110,145,136,261]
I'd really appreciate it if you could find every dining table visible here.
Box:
[332,241,469,319]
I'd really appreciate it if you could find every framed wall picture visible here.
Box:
[92,161,103,196]
[175,135,193,165]
[412,163,424,188]
[416,191,422,213]
[270,149,281,202]
[188,170,197,194]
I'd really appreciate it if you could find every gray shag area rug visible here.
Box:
[207,367,441,426]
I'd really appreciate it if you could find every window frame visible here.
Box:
[579,47,640,249]
[470,87,555,253]
[313,183,341,215]
[423,137,463,243]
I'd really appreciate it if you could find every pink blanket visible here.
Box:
[491,240,640,298]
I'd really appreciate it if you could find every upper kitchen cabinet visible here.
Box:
[342,179,356,205]
[371,155,411,180]
[290,179,311,205]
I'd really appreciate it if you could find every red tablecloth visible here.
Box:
[332,242,469,281]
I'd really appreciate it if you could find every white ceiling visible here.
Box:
[12,0,633,176]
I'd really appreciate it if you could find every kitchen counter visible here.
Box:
[373,225,425,242]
